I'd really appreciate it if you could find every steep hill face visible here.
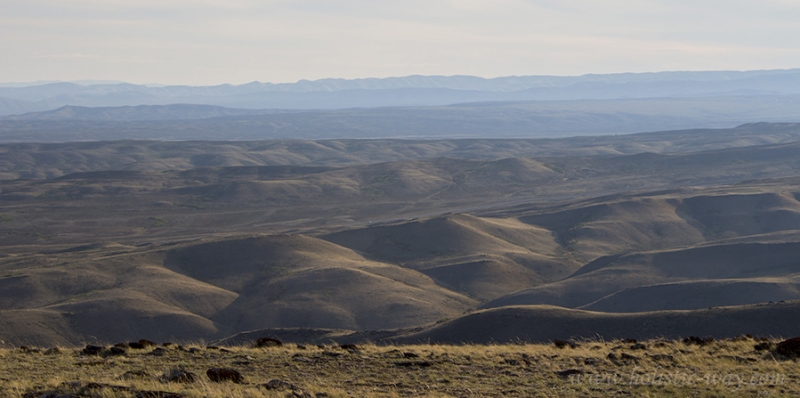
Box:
[322,214,578,302]
[519,198,706,262]
[679,193,800,238]
[515,191,800,262]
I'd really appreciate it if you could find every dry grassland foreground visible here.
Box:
[0,337,798,398]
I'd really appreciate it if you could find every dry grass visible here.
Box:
[2,337,798,397]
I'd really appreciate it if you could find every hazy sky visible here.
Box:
[2,0,799,85]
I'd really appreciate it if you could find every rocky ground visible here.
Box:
[4,336,800,397]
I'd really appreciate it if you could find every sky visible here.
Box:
[2,0,800,86]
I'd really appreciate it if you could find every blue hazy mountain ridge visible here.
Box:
[2,104,290,122]
[2,96,800,142]
[1,69,800,116]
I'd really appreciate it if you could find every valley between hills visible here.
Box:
[1,123,800,347]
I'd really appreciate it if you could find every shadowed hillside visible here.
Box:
[391,301,800,344]
[579,279,800,312]
[323,215,577,301]
[484,241,800,310]
[163,235,476,331]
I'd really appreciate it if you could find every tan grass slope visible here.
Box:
[517,191,800,262]
[322,214,579,301]
[518,197,707,262]
[162,235,477,330]
[0,309,75,347]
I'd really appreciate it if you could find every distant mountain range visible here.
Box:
[1,104,288,121]
[2,69,800,116]
[2,96,800,142]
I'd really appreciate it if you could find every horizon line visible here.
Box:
[2,67,799,89]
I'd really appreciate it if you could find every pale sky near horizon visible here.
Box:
[2,0,799,86]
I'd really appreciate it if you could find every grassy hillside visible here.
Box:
[0,235,480,345]
[1,126,800,345]
[4,337,798,397]
[323,214,576,301]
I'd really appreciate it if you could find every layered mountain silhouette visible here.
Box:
[3,70,800,144]
[3,70,800,115]
[3,97,800,142]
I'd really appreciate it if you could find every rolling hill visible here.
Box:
[1,124,800,345]
[0,122,797,180]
